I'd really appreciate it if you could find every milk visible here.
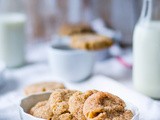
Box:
[133,21,160,99]
[0,13,26,67]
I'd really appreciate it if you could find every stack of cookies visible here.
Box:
[58,23,114,51]
[30,89,133,120]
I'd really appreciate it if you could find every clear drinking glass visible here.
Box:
[0,0,26,68]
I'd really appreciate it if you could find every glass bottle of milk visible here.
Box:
[133,0,160,99]
[0,0,26,68]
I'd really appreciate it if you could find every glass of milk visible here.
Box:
[133,0,160,99]
[0,0,26,68]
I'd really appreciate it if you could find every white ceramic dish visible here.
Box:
[19,92,139,120]
[47,40,95,82]
[93,48,109,61]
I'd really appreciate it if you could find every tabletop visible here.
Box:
[0,43,160,120]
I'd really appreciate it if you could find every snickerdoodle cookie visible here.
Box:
[83,92,133,120]
[51,113,77,120]
[48,89,78,116]
[59,24,95,36]
[71,34,113,50]
[113,110,134,120]
[30,100,53,120]
[24,82,65,96]
[69,90,98,120]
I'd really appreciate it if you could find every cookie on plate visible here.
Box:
[83,91,133,120]
[71,34,113,50]
[24,82,65,96]
[59,23,95,36]
[69,90,98,120]
[30,100,53,119]
[48,89,78,117]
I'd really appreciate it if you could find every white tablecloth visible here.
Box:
[0,45,160,120]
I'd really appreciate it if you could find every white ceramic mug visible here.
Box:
[0,14,26,68]
[47,44,95,82]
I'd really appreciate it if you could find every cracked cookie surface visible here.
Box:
[48,89,78,117]
[51,113,77,120]
[69,90,98,120]
[30,100,53,119]
[83,92,133,120]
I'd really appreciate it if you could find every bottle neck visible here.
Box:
[139,0,160,23]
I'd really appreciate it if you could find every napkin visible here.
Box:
[0,72,160,120]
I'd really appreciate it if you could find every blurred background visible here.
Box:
[0,0,142,45]
[0,0,144,88]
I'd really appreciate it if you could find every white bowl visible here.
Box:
[47,43,95,82]
[19,92,139,120]
[93,48,109,61]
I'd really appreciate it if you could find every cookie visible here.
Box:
[71,34,113,50]
[48,89,78,117]
[30,100,53,119]
[113,110,133,120]
[59,23,95,36]
[24,82,65,96]
[69,90,98,120]
[51,113,77,120]
[83,92,133,120]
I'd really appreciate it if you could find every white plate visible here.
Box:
[19,92,139,120]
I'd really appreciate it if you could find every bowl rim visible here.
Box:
[19,106,45,120]
[125,102,139,120]
[19,92,52,120]
[19,92,139,120]
[48,45,94,55]
[49,35,104,55]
